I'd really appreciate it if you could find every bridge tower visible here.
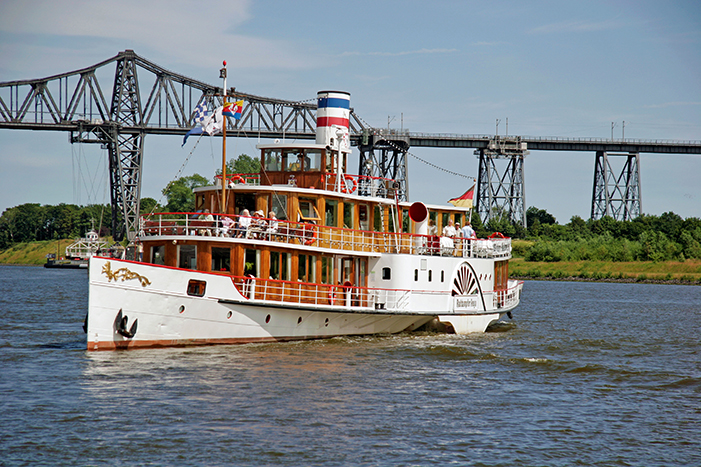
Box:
[475,137,529,228]
[590,151,641,221]
[357,130,410,201]
[69,50,146,241]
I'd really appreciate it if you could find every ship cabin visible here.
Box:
[138,141,513,308]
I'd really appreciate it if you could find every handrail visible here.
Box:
[138,212,512,259]
[229,275,522,313]
[230,275,414,312]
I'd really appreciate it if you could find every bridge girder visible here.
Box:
[2,50,700,238]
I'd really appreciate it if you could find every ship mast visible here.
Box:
[220,61,228,212]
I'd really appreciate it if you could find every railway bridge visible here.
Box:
[2,50,700,240]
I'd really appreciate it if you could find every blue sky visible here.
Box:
[1,0,699,223]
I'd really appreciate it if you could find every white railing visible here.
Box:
[231,276,413,312]
[139,213,511,260]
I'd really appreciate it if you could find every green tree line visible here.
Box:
[519,208,701,262]
[0,155,260,249]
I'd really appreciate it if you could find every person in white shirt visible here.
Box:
[237,209,251,238]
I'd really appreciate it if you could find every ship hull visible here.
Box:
[87,256,434,351]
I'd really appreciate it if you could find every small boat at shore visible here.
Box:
[86,89,523,350]
[45,230,122,269]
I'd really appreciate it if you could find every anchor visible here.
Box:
[114,309,138,339]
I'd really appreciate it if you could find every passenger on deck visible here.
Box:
[198,209,214,236]
[428,219,439,255]
[266,212,279,240]
[441,219,456,255]
[217,215,235,237]
[461,221,476,239]
[236,209,251,238]
[249,210,267,238]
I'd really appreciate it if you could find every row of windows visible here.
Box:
[381,266,445,283]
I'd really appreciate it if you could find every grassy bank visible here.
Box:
[0,238,116,266]
[510,257,701,284]
[3,240,700,285]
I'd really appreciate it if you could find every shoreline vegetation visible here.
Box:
[1,172,700,286]
[2,238,699,286]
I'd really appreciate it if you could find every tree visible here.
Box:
[162,174,210,213]
[215,154,261,183]
[140,197,160,215]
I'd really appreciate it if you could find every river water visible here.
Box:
[1,265,699,466]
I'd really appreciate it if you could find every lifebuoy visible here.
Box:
[232,175,246,184]
[340,175,357,194]
[303,223,318,245]
[488,232,506,239]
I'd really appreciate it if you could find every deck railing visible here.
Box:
[139,213,511,260]
[230,275,415,312]
[230,276,521,314]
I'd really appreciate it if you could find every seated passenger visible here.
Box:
[217,215,235,237]
[236,209,251,238]
[266,212,279,239]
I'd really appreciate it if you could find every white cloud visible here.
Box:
[0,0,322,73]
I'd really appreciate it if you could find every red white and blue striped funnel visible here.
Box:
[316,91,351,152]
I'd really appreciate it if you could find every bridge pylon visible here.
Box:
[358,130,410,201]
[590,151,641,221]
[475,137,529,228]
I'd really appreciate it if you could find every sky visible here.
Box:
[0,0,699,224]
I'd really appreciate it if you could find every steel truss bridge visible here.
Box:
[2,50,700,240]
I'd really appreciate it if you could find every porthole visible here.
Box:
[265,314,271,323]
[227,311,232,319]
[179,305,185,314]
[325,318,329,327]
[297,316,302,325]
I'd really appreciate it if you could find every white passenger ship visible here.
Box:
[87,91,523,350]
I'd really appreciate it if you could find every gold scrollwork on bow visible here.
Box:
[102,261,151,287]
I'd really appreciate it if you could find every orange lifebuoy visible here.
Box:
[303,223,318,245]
[232,175,246,184]
[488,232,506,239]
[340,175,357,194]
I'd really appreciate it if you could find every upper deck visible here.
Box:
[139,211,512,260]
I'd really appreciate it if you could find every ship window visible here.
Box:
[305,149,322,171]
[321,256,334,284]
[325,200,337,227]
[428,270,433,282]
[441,270,445,282]
[264,149,282,171]
[298,199,321,222]
[178,245,197,269]
[382,267,391,280]
[402,210,410,233]
[212,247,230,272]
[343,202,354,229]
[244,249,259,277]
[271,194,288,221]
[298,254,316,283]
[270,251,290,281]
[283,149,303,171]
[151,245,165,265]
[359,205,369,231]
[414,269,418,281]
[374,205,383,232]
[187,279,206,297]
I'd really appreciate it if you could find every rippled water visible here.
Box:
[1,265,699,466]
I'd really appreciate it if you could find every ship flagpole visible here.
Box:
[220,61,228,213]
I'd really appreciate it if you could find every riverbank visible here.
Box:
[2,240,700,285]
[0,237,116,266]
[510,257,701,285]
